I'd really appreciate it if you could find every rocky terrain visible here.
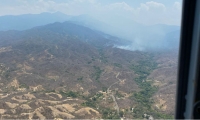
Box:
[0,22,178,119]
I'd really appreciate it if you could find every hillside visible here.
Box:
[0,12,180,51]
[0,12,71,31]
[0,22,178,119]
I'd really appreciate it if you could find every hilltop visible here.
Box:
[0,21,178,119]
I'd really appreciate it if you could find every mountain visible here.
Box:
[0,12,180,50]
[68,15,180,50]
[67,14,180,50]
[68,15,121,37]
[0,21,138,119]
[0,21,130,48]
[0,16,177,119]
[0,12,71,31]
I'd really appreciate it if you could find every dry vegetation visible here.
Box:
[0,22,178,119]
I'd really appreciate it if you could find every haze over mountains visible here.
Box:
[0,12,180,51]
[0,11,179,119]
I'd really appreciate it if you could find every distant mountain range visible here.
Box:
[0,12,180,50]
[0,12,71,31]
[0,12,178,119]
[0,21,128,48]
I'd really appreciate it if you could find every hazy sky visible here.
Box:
[0,0,182,26]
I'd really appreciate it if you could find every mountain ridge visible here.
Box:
[0,12,178,119]
[0,12,180,50]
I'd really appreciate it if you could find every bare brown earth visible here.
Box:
[0,46,178,119]
[0,44,141,119]
[0,86,100,119]
[0,22,178,119]
[148,51,178,115]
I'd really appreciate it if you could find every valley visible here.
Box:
[0,21,178,119]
